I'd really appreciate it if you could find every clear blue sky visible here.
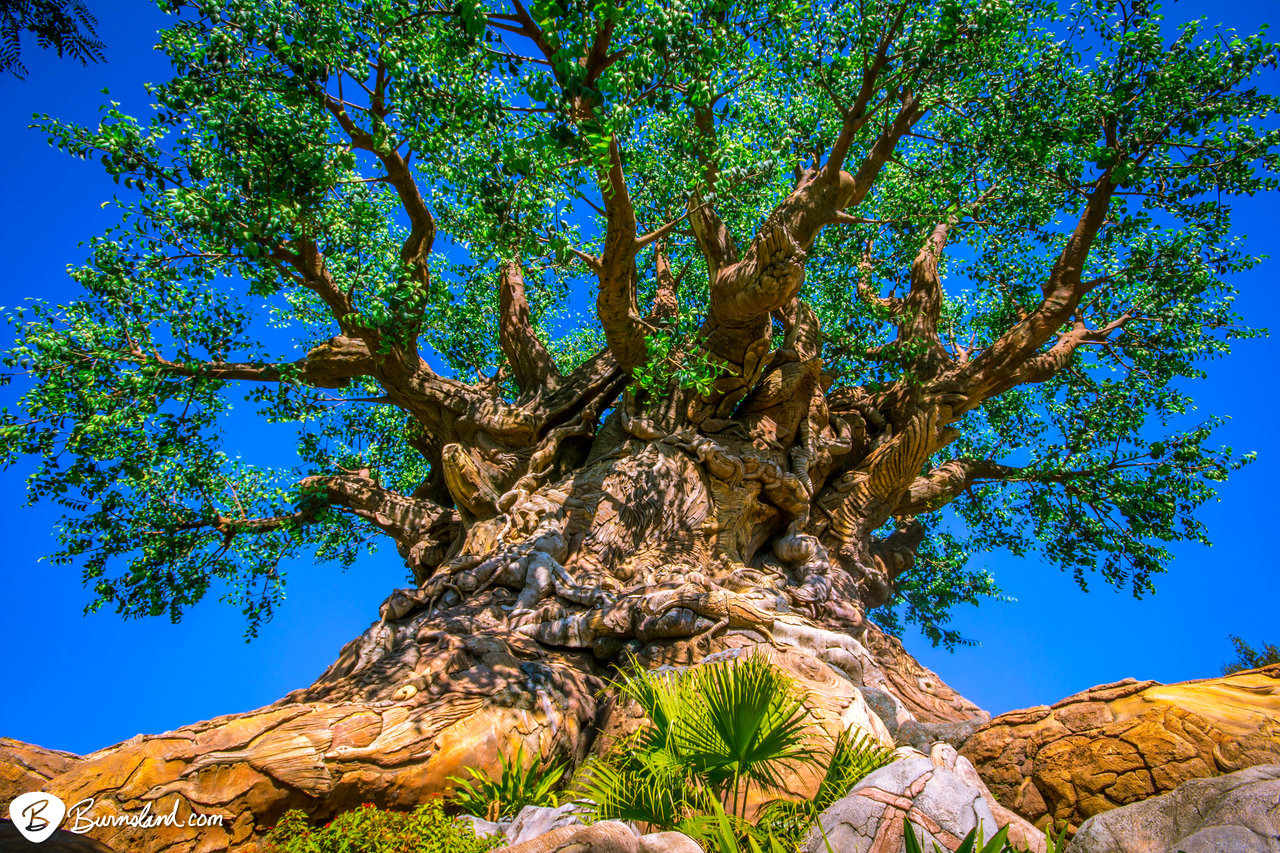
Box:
[0,0,1276,756]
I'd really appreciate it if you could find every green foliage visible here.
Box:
[261,801,501,853]
[630,325,731,398]
[902,816,1068,853]
[1222,635,1280,675]
[446,742,566,821]
[750,728,897,849]
[1,0,1276,638]
[575,652,894,847]
[903,817,1010,853]
[1,0,103,77]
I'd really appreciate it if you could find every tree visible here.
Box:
[1,0,1276,847]
[1,0,103,77]
[1223,635,1280,675]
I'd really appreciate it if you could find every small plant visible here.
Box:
[903,816,1068,853]
[575,651,895,848]
[447,741,566,821]
[262,800,501,853]
[903,816,1011,853]
[753,728,896,848]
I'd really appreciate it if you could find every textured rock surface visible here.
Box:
[800,756,1000,853]
[960,664,1280,833]
[502,820,703,852]
[896,719,985,754]
[0,621,984,853]
[1063,764,1280,853]
[0,738,81,797]
[799,745,1044,853]
[506,803,588,846]
[0,668,598,853]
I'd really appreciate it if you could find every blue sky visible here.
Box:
[0,0,1276,756]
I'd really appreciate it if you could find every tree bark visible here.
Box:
[0,408,991,852]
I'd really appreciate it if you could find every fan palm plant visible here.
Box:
[670,652,820,819]
[575,650,894,846]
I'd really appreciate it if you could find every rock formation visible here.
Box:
[0,623,984,852]
[960,664,1280,834]
[801,743,1044,853]
[1064,763,1280,853]
[502,821,704,853]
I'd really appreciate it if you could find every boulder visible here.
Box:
[1064,764,1280,853]
[502,820,703,852]
[800,747,1045,853]
[0,738,83,796]
[896,719,985,754]
[506,803,587,846]
[960,665,1280,834]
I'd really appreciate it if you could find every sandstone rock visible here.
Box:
[458,814,507,839]
[927,743,1045,853]
[637,830,705,852]
[0,738,83,797]
[1063,763,1280,853]
[896,719,985,754]
[960,664,1280,835]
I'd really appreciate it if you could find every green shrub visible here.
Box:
[447,741,566,821]
[261,800,502,853]
[1222,634,1280,675]
[902,816,1070,853]
[574,652,895,848]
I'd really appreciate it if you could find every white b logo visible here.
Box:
[9,791,67,843]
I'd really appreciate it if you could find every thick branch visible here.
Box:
[594,139,650,371]
[702,96,922,367]
[893,221,954,372]
[959,170,1119,404]
[895,446,1154,517]
[498,261,562,396]
[320,93,436,275]
[649,243,679,324]
[137,336,376,390]
[823,7,908,176]
[301,471,454,548]
[687,104,739,280]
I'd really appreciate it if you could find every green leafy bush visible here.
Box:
[575,652,895,847]
[447,741,566,821]
[261,800,501,853]
[1222,634,1280,675]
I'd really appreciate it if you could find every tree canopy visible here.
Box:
[1,0,103,77]
[2,0,1276,645]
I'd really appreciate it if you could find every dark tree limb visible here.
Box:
[594,139,650,371]
[300,471,456,551]
[499,261,562,396]
[958,165,1119,406]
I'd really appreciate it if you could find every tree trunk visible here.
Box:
[0,428,987,853]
